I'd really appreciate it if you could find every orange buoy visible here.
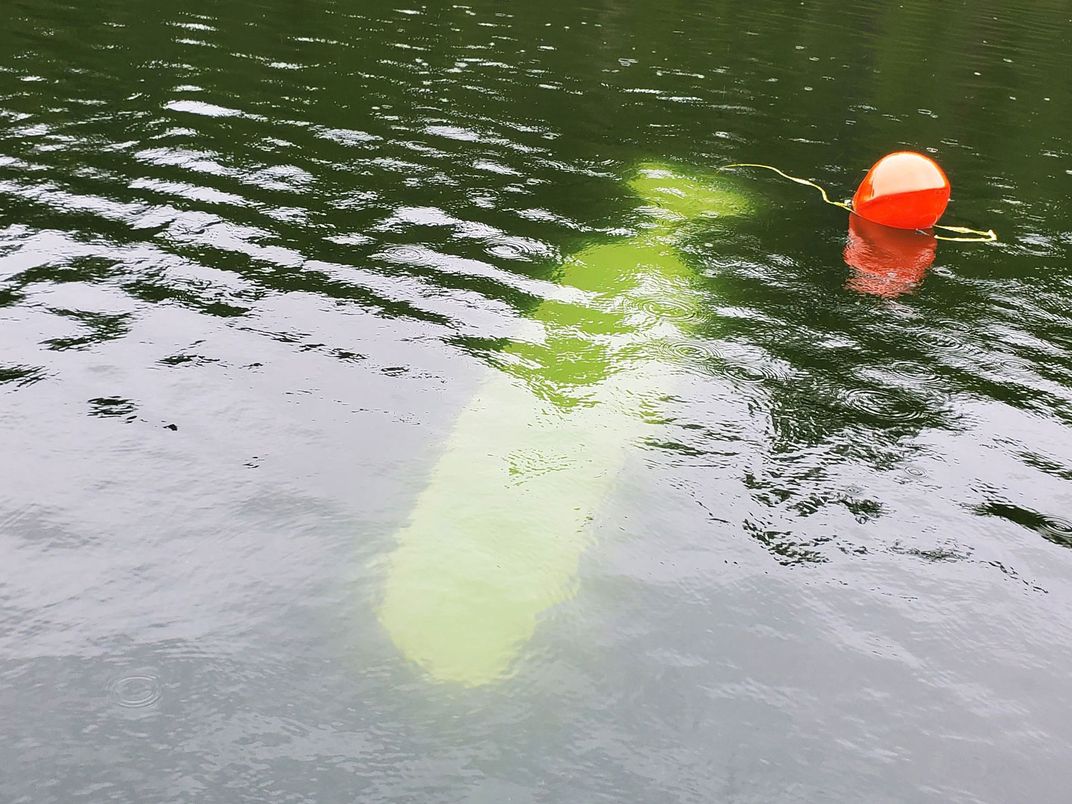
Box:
[844,213,936,297]
[852,151,950,230]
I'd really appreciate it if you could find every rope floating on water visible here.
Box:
[721,162,998,243]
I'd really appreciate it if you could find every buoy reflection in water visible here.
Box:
[844,213,937,298]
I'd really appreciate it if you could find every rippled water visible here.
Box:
[2,0,1072,801]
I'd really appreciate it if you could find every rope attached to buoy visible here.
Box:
[721,162,997,243]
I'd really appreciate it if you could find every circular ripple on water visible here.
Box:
[110,674,162,708]
[657,338,725,366]
[1043,516,1072,544]
[915,328,964,352]
[839,387,933,423]
[631,293,704,326]
[885,359,942,385]
[726,361,787,386]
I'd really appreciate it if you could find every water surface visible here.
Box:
[2,0,1072,801]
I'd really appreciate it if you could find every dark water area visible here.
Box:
[2,0,1072,800]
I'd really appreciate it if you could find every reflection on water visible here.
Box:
[2,0,1072,800]
[844,212,937,297]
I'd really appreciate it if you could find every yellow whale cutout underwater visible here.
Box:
[378,163,751,686]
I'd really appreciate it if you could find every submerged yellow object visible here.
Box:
[378,163,750,685]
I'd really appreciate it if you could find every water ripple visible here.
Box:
[110,673,162,708]
[2,0,1072,799]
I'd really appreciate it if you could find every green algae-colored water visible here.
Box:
[381,166,748,685]
[2,1,1072,801]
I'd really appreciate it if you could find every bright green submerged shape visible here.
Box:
[378,164,750,685]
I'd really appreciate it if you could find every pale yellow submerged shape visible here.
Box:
[378,163,750,685]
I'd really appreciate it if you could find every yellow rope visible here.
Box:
[932,224,998,243]
[721,162,997,243]
[722,163,854,212]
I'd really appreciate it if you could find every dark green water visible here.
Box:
[2,0,1072,800]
